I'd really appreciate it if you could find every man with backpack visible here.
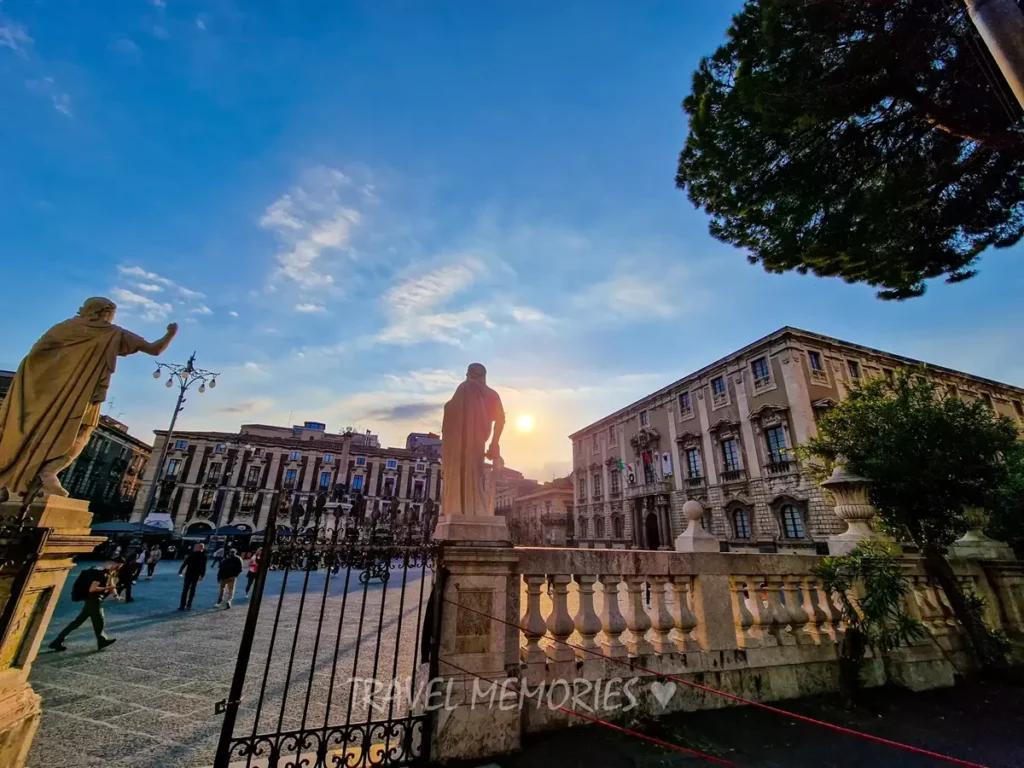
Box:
[178,542,207,610]
[49,557,122,651]
[215,548,244,609]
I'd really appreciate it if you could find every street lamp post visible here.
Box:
[139,352,220,524]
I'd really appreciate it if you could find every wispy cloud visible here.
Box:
[134,283,163,293]
[195,16,207,31]
[110,288,173,322]
[510,305,551,323]
[573,273,680,320]
[295,302,326,314]
[25,77,72,117]
[218,398,274,415]
[117,265,205,299]
[383,369,462,393]
[375,257,493,345]
[358,402,443,423]
[229,310,239,318]
[0,20,33,57]
[191,305,213,315]
[261,167,364,290]
[110,38,139,54]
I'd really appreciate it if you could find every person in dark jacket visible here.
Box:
[116,553,140,602]
[50,557,122,651]
[178,542,207,610]
[215,548,244,609]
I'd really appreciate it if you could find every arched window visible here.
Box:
[612,516,624,539]
[732,507,751,539]
[781,504,806,539]
[595,517,606,538]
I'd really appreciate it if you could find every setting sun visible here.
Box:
[516,414,535,433]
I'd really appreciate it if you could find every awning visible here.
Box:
[91,521,169,535]
[214,524,255,535]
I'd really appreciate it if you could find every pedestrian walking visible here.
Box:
[116,554,140,602]
[215,548,244,609]
[145,545,162,579]
[136,547,147,578]
[49,558,122,651]
[211,545,225,569]
[167,542,177,560]
[245,548,262,596]
[178,542,207,610]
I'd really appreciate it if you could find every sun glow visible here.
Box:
[516,414,535,433]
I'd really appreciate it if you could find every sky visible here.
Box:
[2,1,1024,482]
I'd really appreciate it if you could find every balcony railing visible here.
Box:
[625,479,673,499]
[685,476,705,488]
[163,473,179,482]
[765,460,794,476]
[712,392,728,408]
[609,489,621,499]
[753,376,771,391]
[720,469,746,484]
[592,492,603,502]
[810,368,828,384]
[679,407,693,420]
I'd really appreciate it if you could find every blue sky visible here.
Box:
[3,1,1024,480]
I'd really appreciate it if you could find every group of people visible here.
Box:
[48,543,263,652]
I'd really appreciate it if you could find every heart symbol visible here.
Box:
[650,680,676,708]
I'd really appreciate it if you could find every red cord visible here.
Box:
[438,656,735,766]
[442,596,989,768]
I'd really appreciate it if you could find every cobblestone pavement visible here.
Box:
[28,560,434,768]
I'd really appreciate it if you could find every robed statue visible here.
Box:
[0,297,177,500]
[440,363,505,517]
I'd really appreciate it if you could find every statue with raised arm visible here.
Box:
[440,363,505,518]
[0,297,178,500]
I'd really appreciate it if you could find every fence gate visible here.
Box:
[214,494,442,768]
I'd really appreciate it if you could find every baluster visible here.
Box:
[670,576,700,652]
[573,573,602,657]
[818,582,845,641]
[918,578,944,634]
[764,579,795,646]
[935,581,958,631]
[521,575,548,674]
[748,579,777,647]
[546,574,577,665]
[802,577,831,644]
[648,576,675,654]
[901,577,928,645]
[624,576,654,656]
[782,576,812,645]
[597,575,628,658]
[731,577,760,648]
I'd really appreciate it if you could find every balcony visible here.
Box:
[765,460,794,476]
[753,376,771,391]
[592,492,603,502]
[810,368,828,384]
[685,476,705,489]
[720,469,746,484]
[163,473,179,483]
[679,407,694,420]
[282,481,296,490]
[712,392,728,408]
[625,479,673,499]
[203,475,220,486]
[609,489,621,499]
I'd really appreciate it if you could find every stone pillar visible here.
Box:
[953,507,1015,560]
[432,546,521,762]
[821,464,890,555]
[0,497,104,768]
[674,499,718,553]
[434,462,510,544]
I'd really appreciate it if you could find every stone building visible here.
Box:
[58,414,151,523]
[0,368,14,403]
[493,465,539,516]
[406,431,442,458]
[130,420,442,536]
[506,476,574,546]
[570,326,1024,552]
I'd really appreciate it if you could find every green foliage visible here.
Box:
[676,0,1024,299]
[813,539,924,656]
[804,369,1020,550]
[985,439,1024,558]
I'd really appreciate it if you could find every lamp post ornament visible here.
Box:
[140,352,219,522]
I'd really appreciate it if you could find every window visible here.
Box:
[215,443,225,453]
[808,351,823,372]
[323,453,334,464]
[595,517,606,538]
[284,468,297,487]
[751,357,770,387]
[712,376,727,406]
[612,517,624,539]
[413,481,425,500]
[639,410,649,427]
[781,504,806,539]
[847,360,860,380]
[241,492,256,511]
[199,490,215,509]
[383,478,396,497]
[545,500,552,512]
[981,393,994,410]
[733,508,752,539]
[352,475,364,491]
[721,439,741,473]
[678,391,692,416]
[610,470,620,494]
[174,439,188,450]
[289,451,301,461]
[247,466,261,485]
[1015,401,1024,420]
[577,481,586,501]
[883,369,895,385]
[592,472,602,497]
[319,471,332,489]
[765,426,787,464]
[166,458,182,477]
[386,459,398,470]
[608,424,616,440]
[254,447,264,458]
[206,462,222,482]
[592,437,600,454]
[685,448,702,478]
[415,463,426,473]
[355,456,366,466]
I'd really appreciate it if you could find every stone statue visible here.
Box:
[0,297,177,500]
[440,363,505,517]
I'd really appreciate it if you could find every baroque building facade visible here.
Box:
[505,476,574,546]
[570,327,1024,553]
[130,421,442,536]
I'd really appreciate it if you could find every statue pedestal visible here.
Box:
[433,514,510,545]
[0,496,105,768]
